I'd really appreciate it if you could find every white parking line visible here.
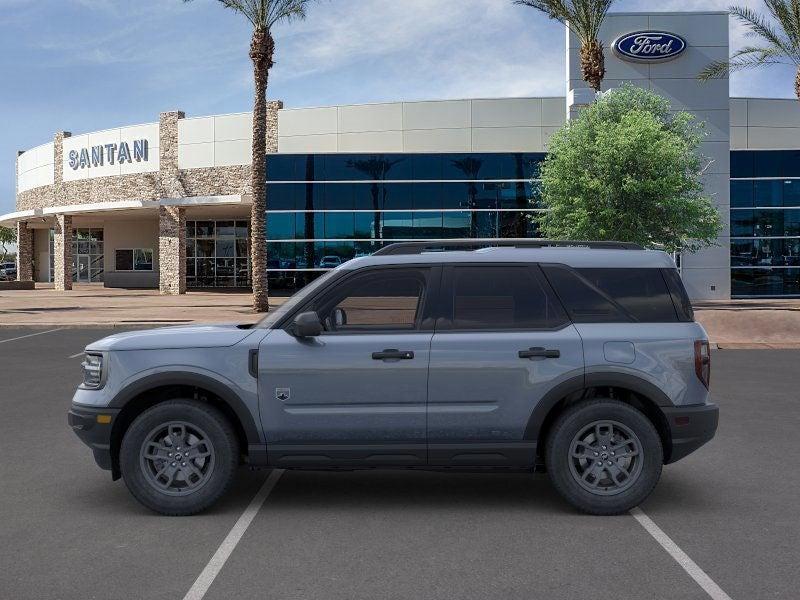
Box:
[68,352,83,359]
[0,329,63,344]
[183,469,285,600]
[630,507,733,600]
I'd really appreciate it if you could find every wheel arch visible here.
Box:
[526,373,674,464]
[108,372,260,480]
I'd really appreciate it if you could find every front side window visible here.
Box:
[446,266,567,330]
[313,268,428,332]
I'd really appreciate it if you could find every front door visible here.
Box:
[258,265,439,468]
[427,264,584,467]
[77,255,90,282]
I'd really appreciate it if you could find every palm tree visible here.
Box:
[699,2,800,101]
[185,0,313,312]
[515,0,615,92]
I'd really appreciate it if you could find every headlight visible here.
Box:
[81,353,104,389]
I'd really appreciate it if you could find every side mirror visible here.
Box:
[291,311,323,338]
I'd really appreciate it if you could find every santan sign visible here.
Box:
[67,139,149,170]
[613,31,687,62]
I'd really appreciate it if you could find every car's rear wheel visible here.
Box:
[120,400,238,516]
[546,399,663,515]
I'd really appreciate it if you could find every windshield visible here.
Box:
[256,270,339,329]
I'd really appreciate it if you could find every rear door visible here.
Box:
[426,264,584,467]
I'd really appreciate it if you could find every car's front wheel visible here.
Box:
[120,400,238,515]
[546,399,663,515]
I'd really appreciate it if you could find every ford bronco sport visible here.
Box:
[68,241,718,516]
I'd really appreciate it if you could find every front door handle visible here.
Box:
[518,347,560,359]
[372,349,415,360]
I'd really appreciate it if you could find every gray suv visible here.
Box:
[68,241,718,516]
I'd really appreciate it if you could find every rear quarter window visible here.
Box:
[576,268,679,323]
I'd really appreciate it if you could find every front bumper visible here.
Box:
[68,404,121,472]
[663,402,719,464]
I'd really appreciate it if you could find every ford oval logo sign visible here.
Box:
[613,31,687,62]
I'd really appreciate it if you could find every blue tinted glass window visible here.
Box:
[730,181,753,208]
[266,184,298,210]
[730,151,754,178]
[445,155,485,180]
[414,212,443,237]
[517,153,545,179]
[266,155,297,181]
[325,213,355,239]
[440,183,468,209]
[382,183,413,210]
[730,210,753,237]
[294,212,323,239]
[754,180,783,207]
[354,213,377,239]
[408,182,441,209]
[781,150,800,177]
[784,209,800,236]
[324,241,356,261]
[442,211,471,238]
[266,213,295,240]
[783,180,800,206]
[324,183,354,210]
[353,183,379,210]
[754,209,784,236]
[754,151,783,177]
[382,212,414,239]
[412,154,442,180]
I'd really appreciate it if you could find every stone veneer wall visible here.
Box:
[53,214,73,291]
[15,222,33,281]
[158,206,186,295]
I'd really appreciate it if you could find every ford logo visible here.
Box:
[613,31,686,62]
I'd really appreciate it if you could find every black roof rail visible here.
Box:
[372,240,644,256]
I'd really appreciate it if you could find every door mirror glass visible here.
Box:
[292,311,323,338]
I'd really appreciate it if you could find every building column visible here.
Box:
[159,205,185,295]
[16,221,33,282]
[53,214,73,291]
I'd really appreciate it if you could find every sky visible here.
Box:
[0,0,797,215]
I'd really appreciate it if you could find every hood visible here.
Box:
[85,323,258,352]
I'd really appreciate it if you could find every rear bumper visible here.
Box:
[68,404,120,472]
[663,402,719,464]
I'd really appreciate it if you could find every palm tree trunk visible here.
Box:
[580,40,605,92]
[250,29,274,312]
[796,67,800,102]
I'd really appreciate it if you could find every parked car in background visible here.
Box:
[319,255,343,269]
[68,241,717,516]
[0,262,16,280]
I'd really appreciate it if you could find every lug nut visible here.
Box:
[171,462,176,467]
[610,451,615,456]
[181,462,186,466]
[168,453,173,457]
[607,461,613,466]
[596,461,602,466]
[593,452,599,456]
[601,445,607,450]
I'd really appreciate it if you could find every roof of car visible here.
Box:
[340,245,676,270]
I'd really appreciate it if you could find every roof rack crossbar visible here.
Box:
[372,240,644,256]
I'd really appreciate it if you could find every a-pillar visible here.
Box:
[53,214,73,291]
[15,221,33,282]
[158,205,186,295]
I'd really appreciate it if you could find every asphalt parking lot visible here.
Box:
[1,328,798,600]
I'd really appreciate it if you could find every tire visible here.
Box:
[120,400,239,516]
[545,399,663,515]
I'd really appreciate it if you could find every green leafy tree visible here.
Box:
[699,2,800,100]
[184,0,314,311]
[0,226,15,263]
[536,84,722,253]
[515,0,615,92]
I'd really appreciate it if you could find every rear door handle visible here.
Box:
[372,349,415,360]
[518,347,560,359]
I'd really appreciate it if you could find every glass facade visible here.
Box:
[731,151,800,296]
[265,153,545,291]
[186,220,251,288]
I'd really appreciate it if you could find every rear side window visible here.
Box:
[662,268,694,322]
[576,268,678,322]
[444,266,568,330]
[542,266,629,323]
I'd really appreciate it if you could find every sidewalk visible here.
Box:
[2,284,799,347]
[0,284,283,328]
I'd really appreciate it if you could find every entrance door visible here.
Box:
[77,255,90,282]
[258,266,439,468]
[427,264,584,467]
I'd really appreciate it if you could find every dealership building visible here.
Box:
[4,10,800,300]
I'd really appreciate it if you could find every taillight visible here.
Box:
[694,340,710,389]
